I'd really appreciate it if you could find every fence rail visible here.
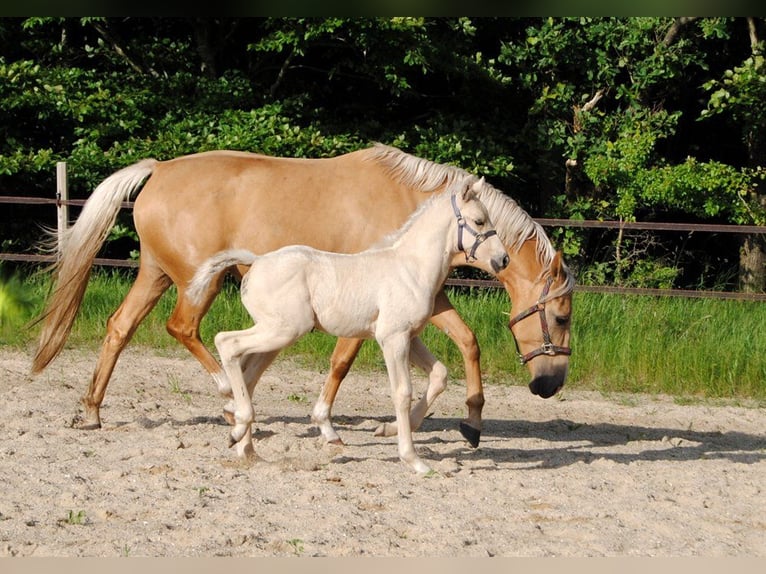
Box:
[2,163,766,301]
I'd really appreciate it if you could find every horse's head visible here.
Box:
[451,178,510,275]
[498,247,573,398]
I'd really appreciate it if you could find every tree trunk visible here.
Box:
[739,17,766,293]
[192,19,218,79]
[739,234,766,292]
[565,89,605,196]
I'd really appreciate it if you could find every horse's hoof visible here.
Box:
[459,422,481,448]
[71,413,101,430]
[327,438,345,446]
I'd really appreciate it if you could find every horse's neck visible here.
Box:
[498,239,546,296]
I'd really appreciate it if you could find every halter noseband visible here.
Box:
[508,276,572,365]
[451,192,497,262]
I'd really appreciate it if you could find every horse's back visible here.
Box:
[132,148,426,282]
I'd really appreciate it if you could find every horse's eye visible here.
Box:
[475,219,485,227]
[555,315,570,326]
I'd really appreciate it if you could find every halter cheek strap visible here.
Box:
[508,276,572,365]
[451,192,497,262]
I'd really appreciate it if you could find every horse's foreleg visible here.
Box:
[429,291,484,448]
[311,337,365,445]
[81,264,171,429]
[379,333,430,474]
[374,336,447,438]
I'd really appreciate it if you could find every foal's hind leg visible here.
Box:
[311,337,365,445]
[374,336,448,438]
[215,324,302,458]
[81,259,171,429]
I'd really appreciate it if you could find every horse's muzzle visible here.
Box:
[491,254,510,274]
[528,374,564,398]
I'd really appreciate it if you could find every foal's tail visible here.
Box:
[31,159,158,374]
[187,249,258,307]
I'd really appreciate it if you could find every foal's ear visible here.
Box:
[463,176,484,201]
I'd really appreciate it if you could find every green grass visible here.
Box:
[3,267,765,402]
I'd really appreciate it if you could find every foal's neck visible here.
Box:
[389,201,456,285]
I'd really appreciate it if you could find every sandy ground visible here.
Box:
[0,345,764,557]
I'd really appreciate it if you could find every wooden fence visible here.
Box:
[2,162,766,302]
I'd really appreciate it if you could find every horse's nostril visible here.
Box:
[502,254,510,269]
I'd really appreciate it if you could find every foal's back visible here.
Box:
[243,244,417,340]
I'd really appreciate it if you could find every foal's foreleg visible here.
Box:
[379,333,430,474]
[374,336,448,438]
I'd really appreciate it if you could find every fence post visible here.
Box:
[56,161,68,258]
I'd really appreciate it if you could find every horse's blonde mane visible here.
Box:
[368,143,575,298]
[367,143,564,274]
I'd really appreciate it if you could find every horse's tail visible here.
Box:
[187,249,258,307]
[31,159,158,374]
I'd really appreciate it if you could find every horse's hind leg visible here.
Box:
[81,260,171,429]
[166,284,228,391]
[311,337,365,445]
[374,336,448,438]
[429,290,484,448]
[166,282,238,422]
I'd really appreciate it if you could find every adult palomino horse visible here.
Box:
[31,143,574,445]
[187,179,509,473]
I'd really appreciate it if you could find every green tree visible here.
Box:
[1,17,764,292]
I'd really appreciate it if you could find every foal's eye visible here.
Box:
[555,315,570,326]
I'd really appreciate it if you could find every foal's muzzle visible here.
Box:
[491,254,510,274]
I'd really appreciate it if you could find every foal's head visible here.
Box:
[450,178,510,275]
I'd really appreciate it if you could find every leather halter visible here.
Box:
[450,192,497,262]
[508,275,572,365]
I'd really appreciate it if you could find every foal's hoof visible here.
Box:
[459,422,481,448]
[373,422,396,437]
[222,409,236,426]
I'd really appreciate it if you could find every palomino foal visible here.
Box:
[188,178,509,474]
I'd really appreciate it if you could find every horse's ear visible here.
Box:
[550,251,564,282]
